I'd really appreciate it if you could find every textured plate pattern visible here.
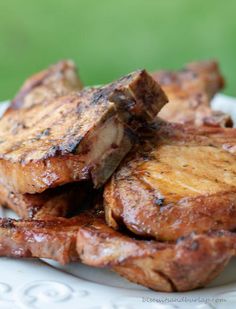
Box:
[0,94,236,308]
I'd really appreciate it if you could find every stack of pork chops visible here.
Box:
[0,60,235,292]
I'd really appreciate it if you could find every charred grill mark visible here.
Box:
[1,104,72,157]
[42,135,84,157]
[28,128,52,143]
[116,72,134,84]
[47,145,61,157]
[26,99,68,132]
[62,138,83,154]
[91,87,110,106]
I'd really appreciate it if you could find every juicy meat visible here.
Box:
[77,220,236,292]
[104,120,236,241]
[0,69,167,193]
[152,60,232,127]
[9,60,83,111]
[0,216,84,263]
[0,209,235,292]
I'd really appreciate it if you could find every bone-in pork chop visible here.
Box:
[104,121,236,241]
[0,70,167,194]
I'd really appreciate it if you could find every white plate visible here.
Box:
[0,94,236,309]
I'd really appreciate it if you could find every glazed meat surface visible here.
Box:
[153,60,232,127]
[104,121,236,241]
[0,208,235,292]
[0,182,91,219]
[0,69,167,194]
[77,219,236,292]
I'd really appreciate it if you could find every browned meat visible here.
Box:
[0,61,87,218]
[0,182,90,219]
[9,60,83,111]
[152,60,232,127]
[0,209,235,292]
[0,70,167,194]
[104,120,236,241]
[0,216,84,263]
[77,220,236,292]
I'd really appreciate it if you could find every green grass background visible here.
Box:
[0,0,236,101]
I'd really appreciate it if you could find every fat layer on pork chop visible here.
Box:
[104,120,236,241]
[0,69,168,194]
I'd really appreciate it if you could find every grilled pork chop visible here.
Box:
[0,207,235,292]
[0,70,167,194]
[153,60,232,127]
[104,121,236,241]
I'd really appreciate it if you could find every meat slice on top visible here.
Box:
[0,69,168,194]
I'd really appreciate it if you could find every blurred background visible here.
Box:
[0,0,236,101]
